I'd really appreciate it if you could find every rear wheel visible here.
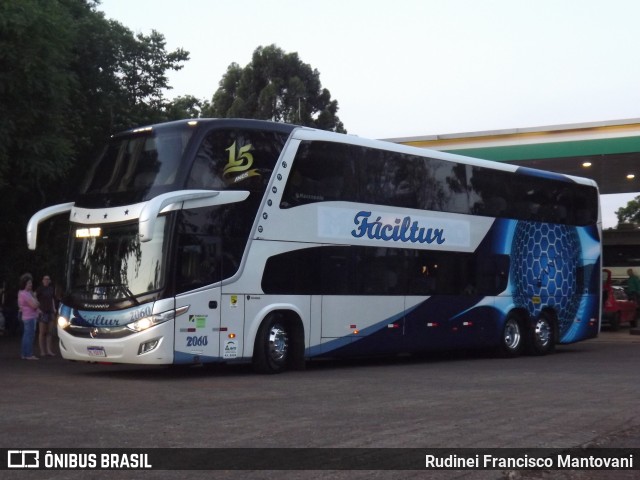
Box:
[253,314,290,374]
[528,313,556,355]
[499,314,523,357]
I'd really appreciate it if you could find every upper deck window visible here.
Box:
[185,128,289,194]
[281,141,598,226]
[77,122,291,208]
[81,125,194,197]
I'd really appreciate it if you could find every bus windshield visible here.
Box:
[79,122,292,209]
[80,124,194,206]
[67,217,168,306]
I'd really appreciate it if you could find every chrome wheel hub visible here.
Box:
[268,324,289,363]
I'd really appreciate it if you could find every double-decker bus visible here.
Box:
[27,119,602,373]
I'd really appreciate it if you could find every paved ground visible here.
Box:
[513,329,640,480]
[0,327,639,480]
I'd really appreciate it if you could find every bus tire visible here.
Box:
[253,314,290,374]
[499,313,523,357]
[528,312,556,356]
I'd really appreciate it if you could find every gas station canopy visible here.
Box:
[387,118,640,195]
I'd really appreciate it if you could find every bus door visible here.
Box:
[172,214,225,364]
[174,288,222,364]
[172,203,241,363]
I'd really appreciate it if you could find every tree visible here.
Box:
[115,28,189,126]
[0,0,76,194]
[0,0,189,288]
[205,45,346,133]
[0,0,79,286]
[164,95,205,120]
[616,195,640,226]
[0,0,190,193]
[70,12,189,162]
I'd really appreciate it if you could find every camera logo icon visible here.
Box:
[7,450,39,468]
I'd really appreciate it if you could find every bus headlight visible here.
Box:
[58,315,70,329]
[126,306,189,333]
[126,313,169,332]
[128,316,155,332]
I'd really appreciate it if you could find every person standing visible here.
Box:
[17,273,40,360]
[627,268,640,303]
[36,274,56,357]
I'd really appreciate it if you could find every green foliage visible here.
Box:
[69,13,189,163]
[205,45,346,133]
[0,6,348,294]
[0,0,189,288]
[616,195,640,226]
[164,95,205,120]
[0,0,76,192]
[0,0,190,192]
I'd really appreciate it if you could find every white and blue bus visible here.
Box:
[27,119,602,373]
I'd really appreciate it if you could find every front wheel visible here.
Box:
[253,314,290,374]
[499,314,523,357]
[528,313,556,356]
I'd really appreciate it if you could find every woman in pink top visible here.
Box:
[18,273,40,360]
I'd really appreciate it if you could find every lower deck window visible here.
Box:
[262,246,509,296]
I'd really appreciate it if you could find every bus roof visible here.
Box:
[114,118,599,190]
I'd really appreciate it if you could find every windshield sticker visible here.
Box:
[223,141,259,184]
[189,315,207,329]
[70,304,152,327]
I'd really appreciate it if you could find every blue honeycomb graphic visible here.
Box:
[510,222,582,335]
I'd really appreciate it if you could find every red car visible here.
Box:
[602,269,638,330]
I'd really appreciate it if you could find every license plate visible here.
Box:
[87,346,107,357]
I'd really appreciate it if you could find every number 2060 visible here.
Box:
[186,336,208,347]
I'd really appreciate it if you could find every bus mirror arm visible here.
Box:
[138,190,221,242]
[27,202,75,250]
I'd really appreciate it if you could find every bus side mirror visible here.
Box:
[27,202,75,250]
[138,190,250,242]
[138,190,221,242]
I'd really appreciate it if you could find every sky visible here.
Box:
[99,0,640,227]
